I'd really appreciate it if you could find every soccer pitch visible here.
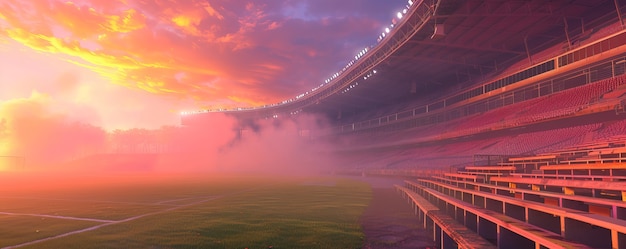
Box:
[0,174,372,249]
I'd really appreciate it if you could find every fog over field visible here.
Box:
[0,91,340,177]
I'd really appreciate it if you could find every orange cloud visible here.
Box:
[103,8,146,33]
[203,2,224,20]
[1,0,402,109]
[172,15,193,27]
[1,0,249,103]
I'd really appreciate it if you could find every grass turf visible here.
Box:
[0,198,169,220]
[2,175,372,249]
[0,215,99,248]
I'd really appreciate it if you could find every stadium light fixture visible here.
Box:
[197,1,410,112]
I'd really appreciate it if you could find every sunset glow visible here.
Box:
[0,0,405,168]
[1,1,625,248]
[0,0,405,129]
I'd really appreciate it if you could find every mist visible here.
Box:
[217,114,336,175]
[0,92,107,170]
[0,93,339,177]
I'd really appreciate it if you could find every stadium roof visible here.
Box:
[185,0,620,120]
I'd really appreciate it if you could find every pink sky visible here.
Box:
[0,0,407,130]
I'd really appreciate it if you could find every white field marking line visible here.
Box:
[2,184,273,249]
[0,196,178,207]
[0,212,115,223]
[154,195,216,204]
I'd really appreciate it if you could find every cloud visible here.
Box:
[0,0,408,172]
[0,0,407,109]
[110,113,336,175]
[0,86,337,176]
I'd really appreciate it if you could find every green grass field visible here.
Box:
[0,174,372,249]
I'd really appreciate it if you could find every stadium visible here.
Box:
[176,0,626,248]
[3,0,626,248]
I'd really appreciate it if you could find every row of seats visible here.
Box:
[518,77,621,122]
[340,121,626,171]
[340,74,626,143]
[480,124,600,155]
[594,119,626,140]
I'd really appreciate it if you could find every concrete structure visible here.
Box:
[396,185,496,249]
[181,1,626,247]
[401,139,626,248]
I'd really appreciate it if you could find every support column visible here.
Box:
[433,223,437,243]
[564,17,572,50]
[616,0,624,28]
[560,216,566,237]
[524,36,532,65]
[441,227,445,249]
[525,207,529,222]
[463,210,467,227]
[497,225,501,249]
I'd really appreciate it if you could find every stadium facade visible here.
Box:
[182,0,626,248]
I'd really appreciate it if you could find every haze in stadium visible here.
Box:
[4,0,626,248]
[0,0,406,172]
[0,2,428,247]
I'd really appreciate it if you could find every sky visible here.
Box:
[0,0,408,131]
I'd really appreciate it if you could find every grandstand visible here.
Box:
[182,0,626,248]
